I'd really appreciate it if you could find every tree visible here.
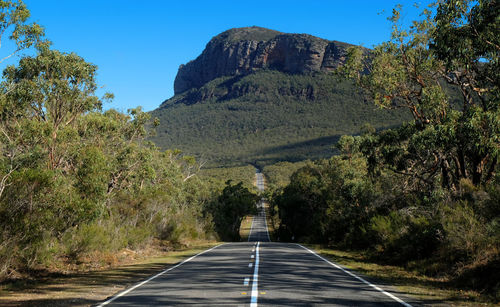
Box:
[0,0,46,198]
[431,0,500,185]
[340,0,499,190]
[2,50,106,170]
[207,181,257,241]
[0,0,47,63]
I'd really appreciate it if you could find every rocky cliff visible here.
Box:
[174,26,354,94]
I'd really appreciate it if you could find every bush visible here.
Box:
[370,211,442,262]
[441,202,488,260]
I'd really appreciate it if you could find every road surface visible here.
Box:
[97,172,416,306]
[255,169,265,192]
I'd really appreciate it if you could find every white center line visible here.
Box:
[97,244,225,306]
[243,277,250,286]
[250,241,260,307]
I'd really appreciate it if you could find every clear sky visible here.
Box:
[16,0,433,112]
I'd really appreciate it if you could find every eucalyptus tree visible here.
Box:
[0,0,46,198]
[340,0,499,190]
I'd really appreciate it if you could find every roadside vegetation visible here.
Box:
[199,165,257,191]
[0,0,258,283]
[0,241,220,306]
[270,0,499,303]
[206,181,258,241]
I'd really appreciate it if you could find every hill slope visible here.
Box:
[150,27,410,167]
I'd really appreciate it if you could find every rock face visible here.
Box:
[174,26,353,94]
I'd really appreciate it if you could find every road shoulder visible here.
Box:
[0,241,219,307]
[305,244,495,306]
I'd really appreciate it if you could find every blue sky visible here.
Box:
[14,0,433,112]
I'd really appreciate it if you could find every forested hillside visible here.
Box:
[151,70,411,167]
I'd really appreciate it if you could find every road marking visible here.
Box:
[249,263,253,268]
[251,255,254,259]
[96,244,225,306]
[244,277,250,286]
[262,207,271,242]
[297,244,413,307]
[250,241,260,307]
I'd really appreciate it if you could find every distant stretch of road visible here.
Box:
[97,171,416,306]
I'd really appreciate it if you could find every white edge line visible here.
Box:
[248,215,256,242]
[250,241,260,307]
[97,243,225,306]
[297,244,413,307]
[262,206,271,241]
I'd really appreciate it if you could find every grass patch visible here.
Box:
[0,241,219,307]
[239,216,253,241]
[263,202,278,241]
[307,245,497,306]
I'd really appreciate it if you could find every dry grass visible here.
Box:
[308,245,498,306]
[0,241,219,307]
[239,216,253,241]
[263,202,278,241]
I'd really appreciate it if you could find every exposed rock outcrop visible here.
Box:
[174,26,353,94]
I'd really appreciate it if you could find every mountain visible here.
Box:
[173,26,354,94]
[150,27,410,167]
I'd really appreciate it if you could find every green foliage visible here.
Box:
[0,0,48,62]
[274,155,379,244]
[206,181,258,241]
[341,0,499,189]
[151,70,410,167]
[370,212,442,262]
[273,0,499,299]
[199,165,256,192]
[262,160,310,192]
[0,8,221,277]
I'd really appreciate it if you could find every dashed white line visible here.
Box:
[297,244,413,307]
[250,241,260,307]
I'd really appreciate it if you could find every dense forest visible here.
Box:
[269,0,499,300]
[151,70,413,167]
[0,1,256,280]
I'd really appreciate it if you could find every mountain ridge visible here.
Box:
[173,26,358,95]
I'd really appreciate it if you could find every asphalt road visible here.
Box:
[255,170,265,192]
[248,200,270,243]
[97,173,416,306]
